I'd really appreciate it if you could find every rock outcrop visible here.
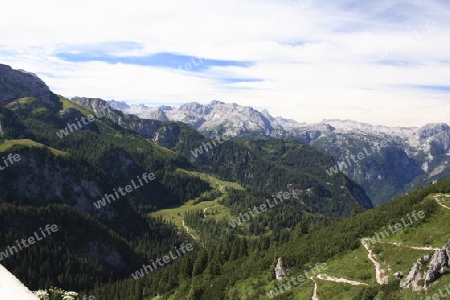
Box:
[425,244,449,286]
[401,243,450,291]
[0,144,105,214]
[71,97,188,149]
[275,257,287,280]
[114,100,278,137]
[0,64,54,106]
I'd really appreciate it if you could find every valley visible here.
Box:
[1,1,449,299]
[113,100,449,206]
[149,170,243,241]
[0,64,449,300]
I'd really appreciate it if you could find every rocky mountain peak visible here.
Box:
[260,109,273,120]
[415,123,450,140]
[0,63,54,106]
[109,100,130,110]
[82,98,449,205]
[209,100,225,106]
[179,101,203,111]
[112,100,275,136]
[71,97,114,117]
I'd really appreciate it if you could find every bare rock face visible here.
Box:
[400,258,425,291]
[0,146,106,216]
[71,97,186,149]
[0,64,53,106]
[112,100,277,137]
[128,118,181,148]
[401,243,450,291]
[275,257,287,280]
[425,244,450,286]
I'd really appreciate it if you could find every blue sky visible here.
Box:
[56,50,253,72]
[0,0,449,126]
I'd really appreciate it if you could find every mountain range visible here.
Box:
[107,99,450,205]
[0,63,371,297]
[1,62,450,300]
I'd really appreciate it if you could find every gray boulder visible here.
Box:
[275,257,287,280]
[401,243,450,291]
[425,247,449,286]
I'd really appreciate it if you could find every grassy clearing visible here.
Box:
[314,279,367,300]
[264,273,318,300]
[149,169,244,238]
[381,194,450,248]
[0,139,69,157]
[177,169,244,192]
[373,243,431,280]
[59,96,94,116]
[299,193,450,299]
[322,247,377,285]
[11,97,37,105]
[435,193,450,207]
[224,270,316,300]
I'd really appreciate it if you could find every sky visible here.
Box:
[0,0,449,127]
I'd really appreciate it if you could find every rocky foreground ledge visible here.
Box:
[401,242,450,291]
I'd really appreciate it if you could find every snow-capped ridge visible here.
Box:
[105,99,448,144]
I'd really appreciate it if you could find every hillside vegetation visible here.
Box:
[0,83,376,300]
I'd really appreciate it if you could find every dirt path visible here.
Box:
[315,274,370,286]
[434,196,450,210]
[378,241,440,251]
[213,180,225,193]
[361,238,388,285]
[182,220,198,241]
[311,277,319,300]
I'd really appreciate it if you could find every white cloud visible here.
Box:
[0,0,449,126]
